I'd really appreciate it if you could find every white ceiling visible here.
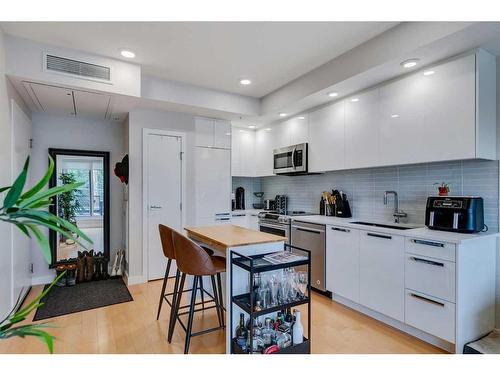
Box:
[0,22,397,98]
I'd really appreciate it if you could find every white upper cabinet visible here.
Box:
[214,120,232,149]
[420,54,476,161]
[379,72,426,165]
[195,117,231,149]
[231,128,255,177]
[309,101,345,172]
[254,128,275,177]
[287,115,309,145]
[345,88,381,169]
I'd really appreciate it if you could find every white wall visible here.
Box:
[0,27,13,319]
[30,113,125,284]
[127,108,202,283]
[0,28,33,318]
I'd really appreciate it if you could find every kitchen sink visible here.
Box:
[349,221,419,230]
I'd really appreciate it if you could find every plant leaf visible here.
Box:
[26,224,51,264]
[0,186,11,194]
[3,157,29,208]
[25,199,52,209]
[20,155,54,200]
[15,272,65,318]
[14,223,31,238]
[18,182,83,209]
[11,209,93,245]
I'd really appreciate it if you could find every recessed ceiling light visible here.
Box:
[423,70,435,76]
[391,114,400,118]
[264,128,272,131]
[120,49,135,58]
[401,58,420,69]
[248,125,256,129]
[350,98,359,102]
[279,113,287,117]
[225,132,231,136]
[240,79,252,85]
[328,92,338,97]
[239,129,245,133]
[298,116,305,120]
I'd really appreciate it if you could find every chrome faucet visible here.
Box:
[384,191,407,223]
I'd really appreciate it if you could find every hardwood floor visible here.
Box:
[0,279,446,354]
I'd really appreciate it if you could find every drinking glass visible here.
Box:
[297,271,308,299]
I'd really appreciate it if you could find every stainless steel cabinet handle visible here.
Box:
[410,256,444,267]
[412,239,444,248]
[410,293,445,307]
[367,232,392,240]
[216,217,230,221]
[331,227,350,233]
[293,226,324,234]
[150,205,162,209]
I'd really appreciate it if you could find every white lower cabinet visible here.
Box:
[405,290,455,343]
[405,253,456,303]
[359,231,405,322]
[326,226,360,303]
[325,224,496,352]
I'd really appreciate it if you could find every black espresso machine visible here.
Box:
[425,196,485,233]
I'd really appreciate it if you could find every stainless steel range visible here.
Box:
[258,210,315,244]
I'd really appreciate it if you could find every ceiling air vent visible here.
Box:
[45,54,111,81]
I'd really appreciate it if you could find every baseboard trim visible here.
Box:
[332,293,456,353]
[31,275,54,286]
[126,275,146,285]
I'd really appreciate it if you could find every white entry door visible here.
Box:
[11,100,32,306]
[145,132,183,280]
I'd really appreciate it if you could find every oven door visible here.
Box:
[259,221,290,244]
[273,143,307,174]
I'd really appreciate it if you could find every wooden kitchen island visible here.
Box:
[184,224,287,353]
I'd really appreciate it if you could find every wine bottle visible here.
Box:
[236,313,248,350]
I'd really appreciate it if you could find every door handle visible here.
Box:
[409,256,444,267]
[292,147,297,168]
[294,226,323,234]
[367,232,392,240]
[331,227,350,233]
[150,205,162,210]
[411,239,444,248]
[409,292,445,307]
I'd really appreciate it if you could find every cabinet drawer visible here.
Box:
[405,237,455,262]
[405,254,455,302]
[405,290,455,343]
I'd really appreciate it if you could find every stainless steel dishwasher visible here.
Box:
[291,220,326,292]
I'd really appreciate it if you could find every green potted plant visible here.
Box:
[0,156,92,353]
[434,182,450,196]
[57,171,81,243]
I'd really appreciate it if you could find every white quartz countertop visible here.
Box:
[291,215,499,244]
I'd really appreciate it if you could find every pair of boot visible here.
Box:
[55,263,77,287]
[111,249,125,277]
[93,252,110,281]
[76,250,95,283]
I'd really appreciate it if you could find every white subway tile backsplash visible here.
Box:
[255,159,499,232]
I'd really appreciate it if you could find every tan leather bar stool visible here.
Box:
[170,230,226,354]
[156,225,217,336]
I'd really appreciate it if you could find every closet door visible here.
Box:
[11,100,32,306]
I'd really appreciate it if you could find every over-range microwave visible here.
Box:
[273,143,308,175]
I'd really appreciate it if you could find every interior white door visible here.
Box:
[11,100,32,306]
[146,133,182,280]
